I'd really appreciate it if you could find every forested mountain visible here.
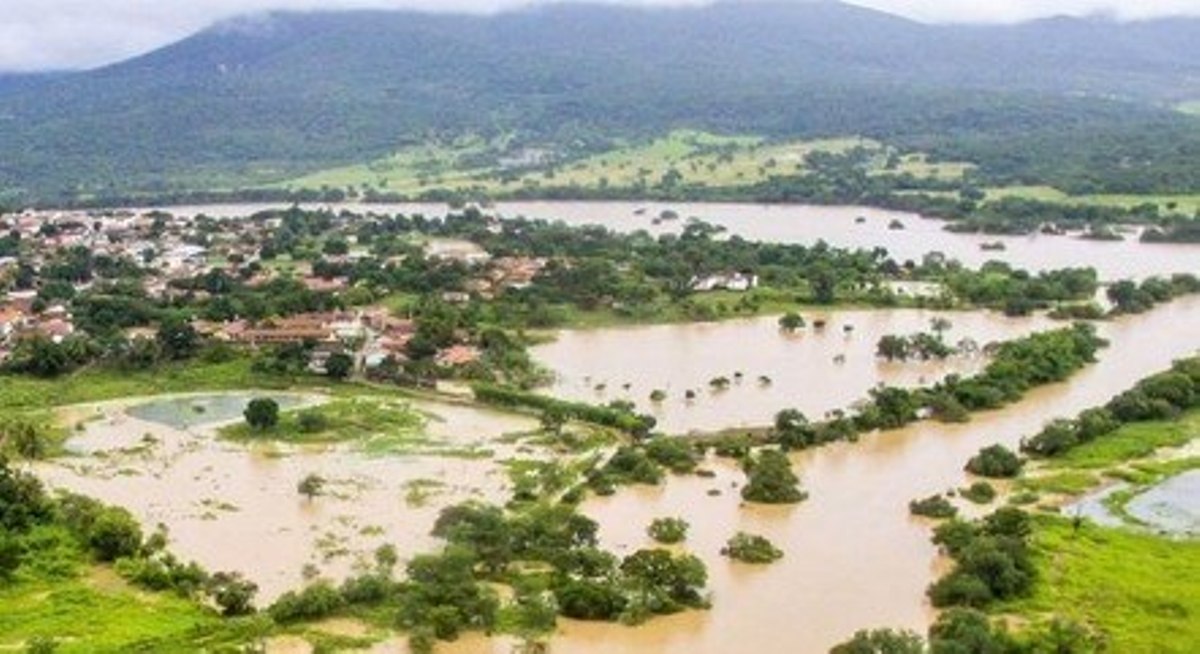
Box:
[1,0,1198,201]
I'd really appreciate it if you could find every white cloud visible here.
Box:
[0,0,1197,72]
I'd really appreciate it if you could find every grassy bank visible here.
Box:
[0,525,260,653]
[997,515,1200,652]
[219,397,430,454]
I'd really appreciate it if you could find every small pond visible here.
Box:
[1065,469,1199,536]
[126,393,309,429]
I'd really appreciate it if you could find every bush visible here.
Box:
[965,444,1023,478]
[269,581,346,623]
[208,571,258,616]
[961,482,997,504]
[909,494,958,519]
[244,398,279,430]
[831,628,924,654]
[296,410,329,434]
[741,450,806,504]
[643,438,700,473]
[647,517,689,544]
[87,507,143,562]
[722,532,783,564]
[553,579,627,621]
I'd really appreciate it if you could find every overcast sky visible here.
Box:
[2,0,1199,72]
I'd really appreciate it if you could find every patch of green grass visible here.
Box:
[1017,470,1100,495]
[0,359,299,413]
[275,130,956,198]
[1050,411,1199,471]
[986,185,1200,215]
[0,525,258,653]
[221,398,428,453]
[998,515,1200,653]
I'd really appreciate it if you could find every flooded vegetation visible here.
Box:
[156,201,1200,281]
[35,393,538,600]
[533,309,1053,434]
[528,297,1200,654]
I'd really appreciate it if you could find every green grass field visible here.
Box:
[220,397,429,453]
[0,525,259,653]
[278,130,906,196]
[0,359,298,413]
[985,185,1200,215]
[1000,516,1200,653]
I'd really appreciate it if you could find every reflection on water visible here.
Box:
[533,309,1054,434]
[154,201,1200,281]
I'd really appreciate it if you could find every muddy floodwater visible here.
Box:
[35,393,538,600]
[154,201,1199,281]
[447,296,1200,654]
[533,309,1055,434]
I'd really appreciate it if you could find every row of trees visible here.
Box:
[766,324,1108,453]
[1022,356,1200,457]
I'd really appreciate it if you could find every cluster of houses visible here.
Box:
[0,209,525,370]
[0,289,76,361]
[0,205,760,370]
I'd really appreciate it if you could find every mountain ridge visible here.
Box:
[1,1,1197,201]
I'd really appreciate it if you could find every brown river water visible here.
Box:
[153,201,1199,281]
[532,309,1055,434]
[445,296,1200,654]
[34,395,538,601]
[29,298,1200,652]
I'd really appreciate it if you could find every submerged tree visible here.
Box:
[741,450,806,504]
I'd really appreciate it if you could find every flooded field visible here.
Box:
[155,201,1199,280]
[533,309,1055,434]
[35,392,538,601]
[449,296,1200,654]
[1067,470,1200,536]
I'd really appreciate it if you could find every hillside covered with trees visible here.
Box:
[1,1,1199,203]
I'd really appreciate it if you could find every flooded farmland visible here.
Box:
[532,309,1055,434]
[34,393,538,601]
[450,295,1200,654]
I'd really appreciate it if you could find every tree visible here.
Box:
[808,264,837,304]
[647,517,689,544]
[244,398,279,430]
[741,450,806,504]
[929,608,1017,654]
[87,507,143,561]
[325,352,354,380]
[208,571,258,616]
[876,335,911,362]
[930,317,953,338]
[778,312,805,332]
[156,315,199,361]
[619,549,708,609]
[722,532,783,564]
[539,407,568,435]
[965,444,1023,478]
[831,628,925,654]
[297,473,326,500]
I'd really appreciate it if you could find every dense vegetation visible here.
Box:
[1021,356,1200,458]
[262,500,711,648]
[0,459,263,649]
[764,323,1108,451]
